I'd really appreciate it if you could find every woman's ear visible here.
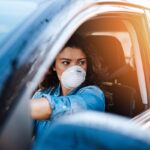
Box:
[53,67,56,71]
[52,62,56,71]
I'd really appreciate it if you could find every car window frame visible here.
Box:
[1,2,150,149]
[124,12,150,108]
[26,4,147,104]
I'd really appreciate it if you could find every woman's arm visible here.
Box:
[31,86,105,120]
[31,98,52,120]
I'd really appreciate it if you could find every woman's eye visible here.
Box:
[62,61,70,65]
[79,60,86,65]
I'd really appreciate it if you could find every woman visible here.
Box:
[31,34,105,138]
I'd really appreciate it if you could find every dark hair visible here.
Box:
[39,34,107,89]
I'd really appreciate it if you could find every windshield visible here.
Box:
[0,1,37,47]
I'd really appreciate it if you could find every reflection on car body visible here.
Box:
[0,0,150,149]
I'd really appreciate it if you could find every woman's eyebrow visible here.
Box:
[59,58,71,61]
[77,58,87,60]
[59,58,86,61]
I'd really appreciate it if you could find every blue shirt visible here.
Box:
[32,85,105,138]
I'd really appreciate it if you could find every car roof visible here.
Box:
[1,0,150,9]
[101,0,150,9]
[40,0,150,9]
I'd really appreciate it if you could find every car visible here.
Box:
[0,0,150,149]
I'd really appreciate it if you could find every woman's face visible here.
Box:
[53,46,87,81]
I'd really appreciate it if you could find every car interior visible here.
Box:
[73,15,145,118]
[36,14,146,119]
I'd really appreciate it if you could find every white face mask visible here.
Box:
[61,65,86,89]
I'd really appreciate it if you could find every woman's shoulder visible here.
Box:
[32,88,52,99]
[78,85,103,94]
[77,85,105,110]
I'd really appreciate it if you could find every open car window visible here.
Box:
[34,14,145,118]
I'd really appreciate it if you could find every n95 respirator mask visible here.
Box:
[61,65,86,89]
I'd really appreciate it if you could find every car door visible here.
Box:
[0,0,73,149]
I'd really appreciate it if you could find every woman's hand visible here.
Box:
[31,98,52,120]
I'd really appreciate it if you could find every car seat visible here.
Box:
[86,35,140,117]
